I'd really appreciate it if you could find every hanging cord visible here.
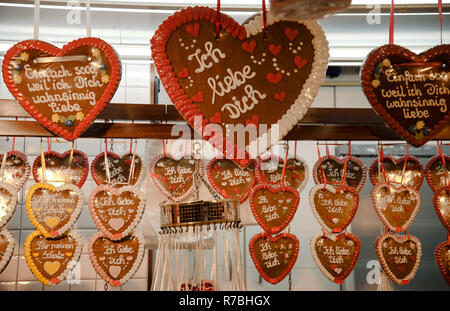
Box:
[215,0,221,39]
[103,139,111,184]
[280,142,289,188]
[33,0,40,39]
[389,0,395,45]
[317,142,327,188]
[262,0,268,38]
[437,141,449,187]
[64,141,75,187]
[86,0,91,37]
[40,138,47,183]
[0,139,9,182]
[399,144,409,187]
[127,139,137,185]
[439,0,443,44]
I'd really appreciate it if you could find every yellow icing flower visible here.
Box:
[372,79,380,88]
[416,120,425,130]
[13,75,22,84]
[20,52,29,61]
[75,111,84,121]
[92,48,101,57]
[101,74,110,83]
[382,59,391,67]
[51,114,60,123]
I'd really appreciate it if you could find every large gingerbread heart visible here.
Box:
[249,184,300,234]
[433,186,450,232]
[0,182,18,229]
[26,183,84,238]
[249,232,299,284]
[309,184,359,233]
[2,38,121,141]
[425,154,450,192]
[0,229,15,274]
[310,232,361,284]
[375,233,422,285]
[91,152,145,187]
[32,149,88,188]
[256,154,308,192]
[312,155,367,192]
[206,157,256,203]
[150,154,199,202]
[0,150,30,191]
[371,183,421,232]
[369,155,424,190]
[89,185,145,240]
[24,230,83,286]
[361,44,450,147]
[151,7,328,158]
[435,241,450,286]
[89,232,145,287]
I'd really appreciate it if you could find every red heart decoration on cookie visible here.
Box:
[206,158,256,203]
[89,232,145,287]
[425,154,450,192]
[0,229,15,274]
[309,184,359,233]
[249,184,300,234]
[371,183,421,232]
[310,232,361,284]
[375,233,422,285]
[32,149,88,188]
[0,151,30,191]
[433,185,450,232]
[435,241,450,286]
[150,154,199,202]
[369,155,424,190]
[249,232,299,284]
[89,185,145,240]
[313,155,367,192]
[0,182,18,229]
[151,7,328,158]
[361,44,450,147]
[2,38,121,141]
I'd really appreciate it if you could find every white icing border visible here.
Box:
[89,184,146,240]
[0,228,15,274]
[0,181,18,229]
[0,150,31,191]
[245,13,329,156]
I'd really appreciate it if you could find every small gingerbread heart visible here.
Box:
[375,233,422,286]
[434,241,450,286]
[425,154,450,192]
[0,150,30,191]
[433,185,450,232]
[0,229,15,274]
[0,182,18,229]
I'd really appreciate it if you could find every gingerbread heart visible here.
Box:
[435,241,450,286]
[151,7,328,158]
[309,184,359,233]
[249,184,299,234]
[89,185,145,240]
[425,154,450,192]
[256,154,308,192]
[91,152,145,187]
[371,183,421,232]
[433,186,450,232]
[26,183,84,238]
[369,155,424,190]
[180,281,215,291]
[0,150,30,191]
[0,229,15,274]
[89,232,145,287]
[249,232,299,284]
[312,155,367,192]
[206,158,256,203]
[2,38,121,141]
[0,182,18,229]
[361,44,450,147]
[24,230,83,286]
[32,150,88,188]
[310,232,361,284]
[375,233,422,285]
[150,154,199,202]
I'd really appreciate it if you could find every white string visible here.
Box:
[151,235,163,291]
[33,0,40,40]
[0,140,9,181]
[86,0,92,37]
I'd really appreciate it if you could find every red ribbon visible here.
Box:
[216,0,221,39]
[389,0,395,44]
[262,0,267,37]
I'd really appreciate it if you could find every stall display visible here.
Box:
[0,150,31,191]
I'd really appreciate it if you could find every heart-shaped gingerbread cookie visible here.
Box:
[26,183,84,238]
[433,186,450,232]
[249,184,299,234]
[375,233,422,285]
[425,154,450,192]
[435,241,450,286]
[91,152,145,187]
[0,182,18,229]
[150,154,199,202]
[0,229,15,274]
[32,150,88,188]
[89,232,145,287]
[2,38,121,141]
[312,155,367,192]
[206,158,256,203]
[24,230,83,286]
[369,155,424,190]
[361,44,450,147]
[89,185,145,240]
[151,7,328,157]
[371,183,421,232]
[256,154,308,192]
[0,150,30,191]
[249,232,299,284]
[310,232,361,284]
[309,184,359,233]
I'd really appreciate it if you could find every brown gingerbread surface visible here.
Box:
[313,157,366,192]
[0,152,30,190]
[258,157,307,190]
[92,153,143,187]
[435,242,450,285]
[370,156,424,190]
[433,186,450,232]
[426,155,450,192]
